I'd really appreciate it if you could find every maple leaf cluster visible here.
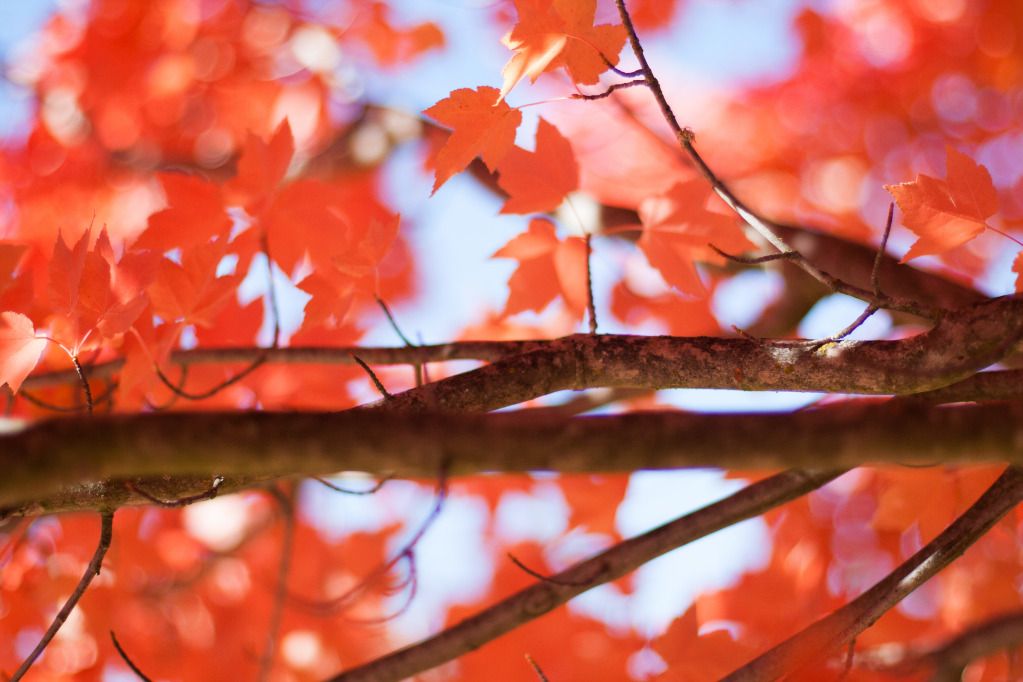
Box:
[0,120,400,401]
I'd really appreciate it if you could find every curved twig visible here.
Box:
[10,511,114,681]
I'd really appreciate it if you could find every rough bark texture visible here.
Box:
[5,401,1023,516]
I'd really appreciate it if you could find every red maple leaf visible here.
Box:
[134,173,232,253]
[0,311,48,393]
[496,117,579,214]
[146,239,240,328]
[423,87,522,192]
[227,119,295,216]
[637,181,752,297]
[885,147,999,261]
[499,0,627,99]
[48,227,148,351]
[493,218,588,318]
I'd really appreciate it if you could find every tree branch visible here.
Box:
[17,297,1022,408]
[5,402,1023,514]
[723,466,1023,680]
[20,340,542,391]
[329,469,841,682]
[376,296,1023,412]
[855,609,1023,680]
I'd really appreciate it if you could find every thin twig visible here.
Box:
[375,297,414,347]
[571,79,646,100]
[811,205,895,348]
[352,355,392,400]
[70,354,94,416]
[722,466,1023,681]
[612,0,937,320]
[10,511,114,681]
[811,305,879,349]
[872,203,895,297]
[259,485,295,682]
[710,244,799,265]
[19,382,116,413]
[598,51,643,78]
[110,631,154,682]
[375,296,423,387]
[125,476,224,508]
[263,234,282,349]
[314,474,392,495]
[585,233,598,334]
[525,654,550,682]
[507,553,590,587]
[296,462,449,617]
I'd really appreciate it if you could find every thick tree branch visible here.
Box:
[329,469,842,682]
[19,296,1017,401]
[5,402,1023,514]
[723,466,1023,680]
[378,296,1023,411]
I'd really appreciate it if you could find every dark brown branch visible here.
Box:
[856,610,1023,679]
[723,466,1023,680]
[899,369,1023,403]
[377,296,1023,412]
[8,401,1023,513]
[10,511,114,681]
[110,631,154,682]
[328,469,841,681]
[18,284,1002,396]
[0,475,272,520]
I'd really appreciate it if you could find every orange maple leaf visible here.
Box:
[135,173,232,253]
[496,117,578,214]
[651,604,756,681]
[493,218,588,318]
[352,2,445,67]
[48,228,148,350]
[146,239,240,328]
[0,311,48,393]
[885,147,999,261]
[423,86,522,193]
[499,0,627,100]
[637,181,751,297]
[227,119,295,216]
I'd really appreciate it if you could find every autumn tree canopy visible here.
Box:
[2,0,1023,680]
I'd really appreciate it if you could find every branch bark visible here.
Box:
[329,469,842,682]
[723,466,1023,680]
[6,401,1023,514]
